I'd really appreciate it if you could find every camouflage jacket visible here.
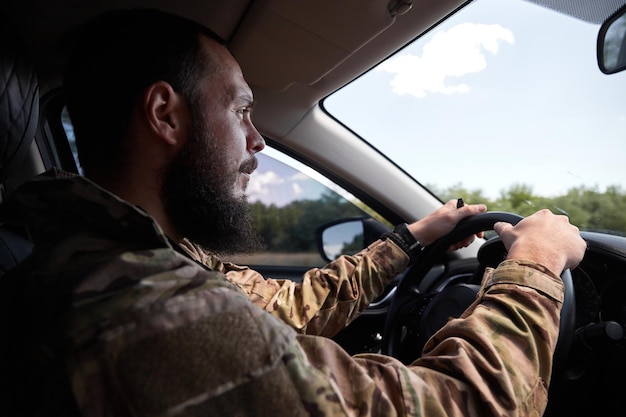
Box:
[179,236,407,337]
[3,169,564,417]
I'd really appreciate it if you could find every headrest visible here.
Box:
[0,19,39,185]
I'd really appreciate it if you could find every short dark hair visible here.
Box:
[63,9,225,177]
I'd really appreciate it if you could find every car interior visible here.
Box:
[2,0,626,415]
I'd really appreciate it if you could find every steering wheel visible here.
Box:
[381,211,575,372]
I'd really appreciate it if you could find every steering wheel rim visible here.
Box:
[381,211,575,372]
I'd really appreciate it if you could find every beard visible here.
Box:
[160,112,261,255]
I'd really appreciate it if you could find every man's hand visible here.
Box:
[407,199,487,248]
[494,209,586,276]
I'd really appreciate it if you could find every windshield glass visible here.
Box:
[325,0,626,235]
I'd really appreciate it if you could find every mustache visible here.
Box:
[239,156,258,174]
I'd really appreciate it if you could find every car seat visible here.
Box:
[0,18,38,277]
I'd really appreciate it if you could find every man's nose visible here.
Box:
[247,124,265,153]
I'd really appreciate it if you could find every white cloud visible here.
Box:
[248,170,283,198]
[247,170,311,206]
[378,23,514,98]
[291,182,304,196]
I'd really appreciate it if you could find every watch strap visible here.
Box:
[384,223,423,263]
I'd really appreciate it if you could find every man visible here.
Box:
[4,9,586,417]
[66,7,486,339]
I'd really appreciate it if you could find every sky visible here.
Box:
[247,150,331,207]
[323,0,626,200]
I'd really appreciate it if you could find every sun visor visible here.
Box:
[231,0,401,91]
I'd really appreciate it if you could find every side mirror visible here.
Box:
[315,217,391,262]
[598,5,626,74]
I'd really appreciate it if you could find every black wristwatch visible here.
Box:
[384,223,423,263]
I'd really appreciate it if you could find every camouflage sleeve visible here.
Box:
[68,257,562,417]
[292,258,564,416]
[180,238,410,337]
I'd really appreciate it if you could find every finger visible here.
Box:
[446,199,460,208]
[458,203,487,214]
[448,234,476,251]
[493,221,512,236]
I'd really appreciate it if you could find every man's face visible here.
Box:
[161,38,265,254]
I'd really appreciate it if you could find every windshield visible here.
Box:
[325,0,626,235]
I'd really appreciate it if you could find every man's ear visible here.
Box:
[143,81,188,146]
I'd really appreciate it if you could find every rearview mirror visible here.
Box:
[598,5,626,74]
[315,217,390,262]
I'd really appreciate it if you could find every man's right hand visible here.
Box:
[494,209,586,277]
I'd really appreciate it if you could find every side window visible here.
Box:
[61,112,384,268]
[226,147,386,268]
[61,107,81,173]
[36,92,79,173]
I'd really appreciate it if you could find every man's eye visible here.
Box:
[237,107,252,115]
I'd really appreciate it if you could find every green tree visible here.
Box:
[248,183,626,257]
[251,191,364,253]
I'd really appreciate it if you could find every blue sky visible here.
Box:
[324,0,626,200]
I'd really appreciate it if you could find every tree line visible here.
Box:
[433,183,626,236]
[249,184,626,254]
